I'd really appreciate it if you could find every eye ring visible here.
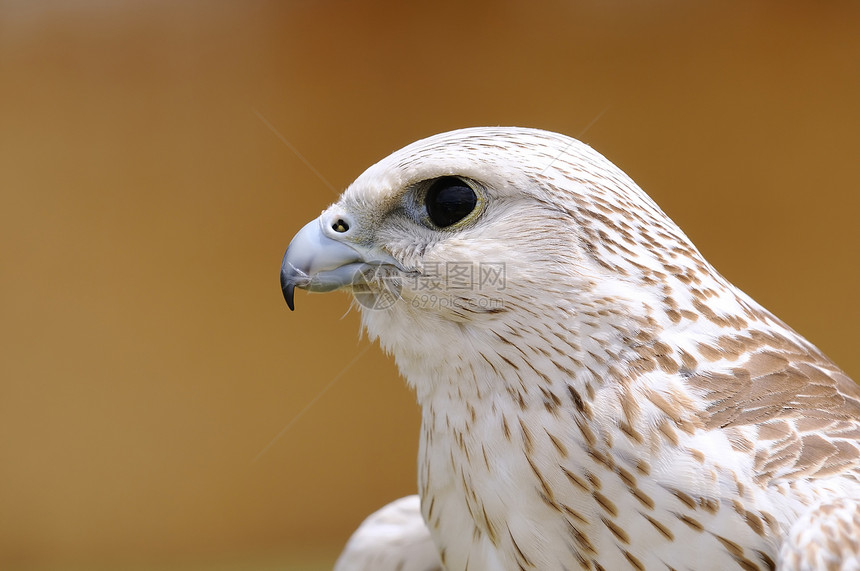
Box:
[423,176,481,228]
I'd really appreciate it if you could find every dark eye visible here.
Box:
[424,177,478,228]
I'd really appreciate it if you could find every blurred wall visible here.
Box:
[1,0,858,568]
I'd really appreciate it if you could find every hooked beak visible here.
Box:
[280,216,401,310]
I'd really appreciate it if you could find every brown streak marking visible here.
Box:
[645,389,683,423]
[716,334,746,360]
[700,497,720,514]
[756,550,776,570]
[736,559,762,571]
[545,386,562,407]
[692,298,731,328]
[729,434,754,454]
[575,416,598,448]
[635,329,656,343]
[628,357,657,375]
[546,430,569,458]
[480,353,500,376]
[620,393,641,428]
[518,418,534,455]
[466,402,476,424]
[670,488,697,510]
[619,421,644,444]
[481,504,498,545]
[587,350,606,365]
[499,354,520,371]
[624,550,645,571]
[658,419,680,445]
[643,513,674,540]
[697,342,723,362]
[584,383,595,402]
[760,511,778,532]
[587,447,615,471]
[585,471,602,491]
[714,534,744,558]
[616,466,636,488]
[653,340,673,355]
[676,513,704,532]
[657,354,680,374]
[561,504,588,525]
[562,467,590,492]
[633,344,657,359]
[744,510,765,536]
[568,521,596,555]
[526,455,557,505]
[593,490,618,517]
[679,349,698,369]
[508,527,533,567]
[601,516,630,544]
[632,488,655,510]
[567,384,586,414]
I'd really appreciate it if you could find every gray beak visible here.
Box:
[280,218,365,310]
[280,215,403,310]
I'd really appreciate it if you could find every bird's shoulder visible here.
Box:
[687,324,860,484]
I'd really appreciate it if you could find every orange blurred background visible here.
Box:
[1,1,858,569]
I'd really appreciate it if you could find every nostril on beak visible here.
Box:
[332,218,350,233]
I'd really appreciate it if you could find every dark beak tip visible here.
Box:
[280,267,296,311]
[283,282,295,311]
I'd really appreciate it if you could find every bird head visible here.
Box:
[281,127,727,397]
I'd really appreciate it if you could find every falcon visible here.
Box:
[280,127,860,570]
